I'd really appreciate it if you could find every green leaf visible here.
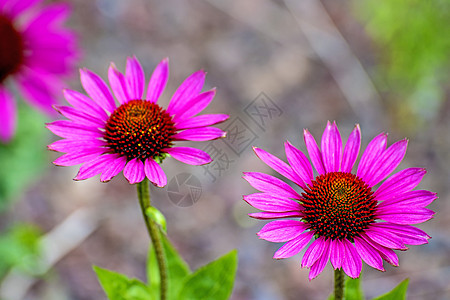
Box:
[177,250,238,300]
[345,276,364,300]
[147,233,190,299]
[93,266,155,300]
[146,207,167,232]
[372,278,409,300]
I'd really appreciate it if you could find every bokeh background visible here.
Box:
[0,0,449,299]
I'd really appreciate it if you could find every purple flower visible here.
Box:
[244,121,436,280]
[0,0,79,143]
[47,56,228,186]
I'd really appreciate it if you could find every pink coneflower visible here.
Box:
[47,56,228,186]
[244,121,435,280]
[0,0,79,143]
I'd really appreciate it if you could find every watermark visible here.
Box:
[202,141,236,182]
[167,173,202,207]
[201,92,283,182]
[244,92,283,131]
[222,117,259,156]
[167,92,284,202]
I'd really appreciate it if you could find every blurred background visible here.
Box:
[0,0,449,299]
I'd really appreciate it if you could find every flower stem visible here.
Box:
[137,178,168,300]
[334,268,345,300]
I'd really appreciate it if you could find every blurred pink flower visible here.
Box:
[0,0,79,142]
[244,121,436,280]
[48,56,228,186]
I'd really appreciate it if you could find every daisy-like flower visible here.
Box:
[47,56,228,186]
[244,121,436,280]
[0,0,79,143]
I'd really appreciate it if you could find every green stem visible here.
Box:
[137,179,168,300]
[334,268,345,300]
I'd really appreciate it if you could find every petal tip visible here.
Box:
[79,68,88,76]
[52,105,62,114]
[248,213,259,219]
[150,180,166,188]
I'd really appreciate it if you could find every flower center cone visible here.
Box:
[0,15,24,82]
[104,100,176,161]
